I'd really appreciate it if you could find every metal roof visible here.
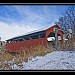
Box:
[6,28,46,41]
[6,24,60,41]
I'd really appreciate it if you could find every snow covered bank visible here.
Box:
[9,50,75,70]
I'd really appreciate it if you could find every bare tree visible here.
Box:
[55,6,75,50]
[65,6,75,33]
[55,6,75,33]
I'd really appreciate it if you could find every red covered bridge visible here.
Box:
[6,24,64,52]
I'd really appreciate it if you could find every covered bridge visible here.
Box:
[6,24,64,52]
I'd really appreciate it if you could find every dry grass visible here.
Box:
[16,45,53,62]
[57,36,75,50]
[0,52,15,61]
[0,44,53,66]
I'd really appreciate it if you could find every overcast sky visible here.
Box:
[0,5,73,41]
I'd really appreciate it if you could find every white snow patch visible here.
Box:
[1,50,75,70]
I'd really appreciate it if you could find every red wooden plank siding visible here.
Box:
[6,38,47,52]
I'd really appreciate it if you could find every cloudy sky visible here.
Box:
[0,5,72,41]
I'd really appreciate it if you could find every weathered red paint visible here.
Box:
[46,25,64,42]
[6,38,47,52]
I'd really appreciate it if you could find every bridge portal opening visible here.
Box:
[47,32,62,47]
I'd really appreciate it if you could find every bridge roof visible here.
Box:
[6,24,61,41]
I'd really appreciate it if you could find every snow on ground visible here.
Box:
[8,50,75,70]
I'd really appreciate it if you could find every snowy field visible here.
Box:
[1,50,75,70]
[11,50,75,70]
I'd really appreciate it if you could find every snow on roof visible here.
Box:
[6,28,46,41]
[6,24,59,41]
[14,24,56,38]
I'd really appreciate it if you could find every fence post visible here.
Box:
[55,28,58,50]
